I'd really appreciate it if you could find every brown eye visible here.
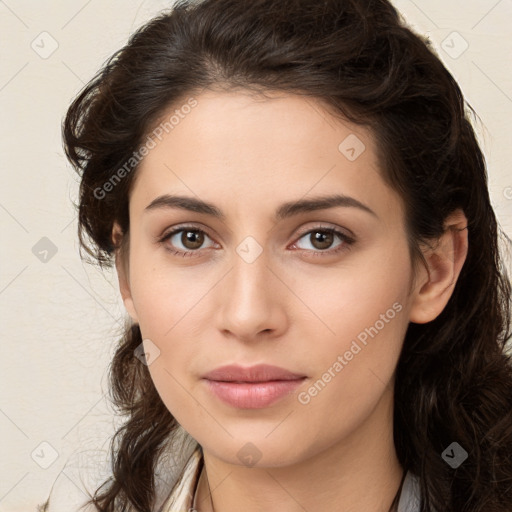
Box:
[310,230,334,250]
[293,227,354,256]
[160,226,215,256]
[180,230,204,250]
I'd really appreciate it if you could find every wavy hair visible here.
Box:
[48,0,512,510]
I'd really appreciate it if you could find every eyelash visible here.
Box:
[158,224,355,258]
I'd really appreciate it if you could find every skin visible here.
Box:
[113,90,468,512]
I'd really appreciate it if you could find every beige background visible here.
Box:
[1,1,511,510]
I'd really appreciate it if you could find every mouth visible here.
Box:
[202,363,306,382]
[201,364,307,409]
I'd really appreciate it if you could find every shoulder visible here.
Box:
[40,428,200,512]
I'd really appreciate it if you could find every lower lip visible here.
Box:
[204,379,306,409]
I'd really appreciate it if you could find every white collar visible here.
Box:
[160,446,422,512]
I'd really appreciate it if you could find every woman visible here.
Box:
[40,0,512,510]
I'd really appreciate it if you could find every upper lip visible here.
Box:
[202,364,306,382]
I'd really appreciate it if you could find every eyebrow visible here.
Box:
[144,193,378,220]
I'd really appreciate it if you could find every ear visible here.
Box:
[409,209,468,324]
[112,222,138,323]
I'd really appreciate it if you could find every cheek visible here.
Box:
[127,252,218,420]
[294,240,412,342]
[144,355,217,444]
[292,243,412,401]
[128,247,216,340]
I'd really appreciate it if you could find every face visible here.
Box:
[116,90,419,467]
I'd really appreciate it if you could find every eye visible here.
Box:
[292,227,354,256]
[159,226,216,257]
[158,224,355,258]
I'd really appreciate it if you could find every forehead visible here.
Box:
[146,89,373,163]
[130,90,401,225]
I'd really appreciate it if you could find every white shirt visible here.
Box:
[159,446,423,512]
[41,435,422,512]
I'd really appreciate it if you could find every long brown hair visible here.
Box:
[51,0,512,510]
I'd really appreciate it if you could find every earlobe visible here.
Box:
[409,209,468,324]
[112,222,139,323]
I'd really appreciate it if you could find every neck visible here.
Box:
[195,384,404,512]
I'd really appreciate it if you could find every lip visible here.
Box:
[202,364,307,409]
[202,364,306,382]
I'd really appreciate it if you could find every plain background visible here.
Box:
[1,1,511,510]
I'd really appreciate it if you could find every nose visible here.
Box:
[215,241,288,342]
